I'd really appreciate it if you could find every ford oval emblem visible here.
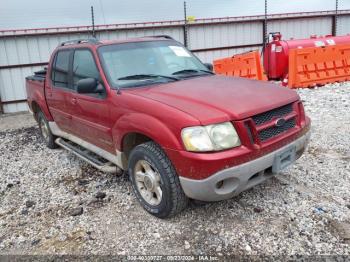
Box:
[275,118,286,127]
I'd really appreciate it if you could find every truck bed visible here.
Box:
[25,69,46,82]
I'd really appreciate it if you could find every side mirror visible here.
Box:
[77,78,100,94]
[204,63,213,72]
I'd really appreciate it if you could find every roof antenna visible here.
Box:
[91,6,96,38]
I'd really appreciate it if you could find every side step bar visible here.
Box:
[55,138,117,173]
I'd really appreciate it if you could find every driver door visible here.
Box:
[65,48,114,152]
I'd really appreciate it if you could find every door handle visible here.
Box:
[71,98,77,105]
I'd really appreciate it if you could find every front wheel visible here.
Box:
[128,141,188,218]
[37,111,58,149]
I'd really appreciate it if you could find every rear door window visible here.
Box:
[51,50,71,88]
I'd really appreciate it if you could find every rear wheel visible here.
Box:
[37,111,58,149]
[128,141,188,218]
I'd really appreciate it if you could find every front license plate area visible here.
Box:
[272,146,296,173]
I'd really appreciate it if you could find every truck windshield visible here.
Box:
[98,40,211,88]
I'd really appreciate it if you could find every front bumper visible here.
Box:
[179,130,311,201]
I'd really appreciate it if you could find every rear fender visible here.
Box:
[26,82,53,121]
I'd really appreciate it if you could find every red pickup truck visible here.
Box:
[26,36,311,218]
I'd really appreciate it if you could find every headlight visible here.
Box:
[181,122,241,152]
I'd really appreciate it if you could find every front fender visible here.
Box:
[112,113,183,152]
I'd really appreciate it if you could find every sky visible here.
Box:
[0,0,349,30]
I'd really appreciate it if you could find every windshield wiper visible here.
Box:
[171,69,214,75]
[118,74,179,81]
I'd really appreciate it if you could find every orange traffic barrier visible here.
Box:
[213,51,267,81]
[288,44,350,88]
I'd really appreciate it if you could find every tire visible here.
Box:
[37,111,58,149]
[128,141,188,218]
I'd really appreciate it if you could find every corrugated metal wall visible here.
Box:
[188,22,263,50]
[1,10,350,113]
[338,15,350,35]
[267,17,333,39]
[0,66,43,112]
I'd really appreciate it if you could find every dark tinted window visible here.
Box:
[73,50,99,88]
[52,50,70,88]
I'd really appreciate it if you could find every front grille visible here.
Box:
[252,104,293,126]
[258,118,296,141]
[248,103,297,142]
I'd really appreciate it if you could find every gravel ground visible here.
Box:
[0,82,349,257]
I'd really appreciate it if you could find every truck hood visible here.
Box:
[129,75,299,125]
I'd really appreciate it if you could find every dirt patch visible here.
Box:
[329,220,350,244]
